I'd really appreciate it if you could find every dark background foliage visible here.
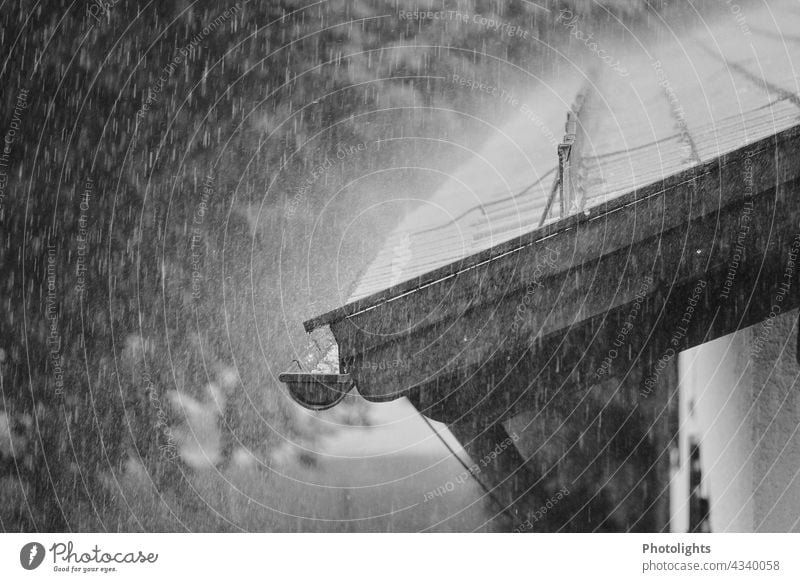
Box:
[0,0,717,531]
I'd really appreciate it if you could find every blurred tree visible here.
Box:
[0,0,691,531]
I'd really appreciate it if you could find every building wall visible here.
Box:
[506,366,674,532]
[673,308,800,532]
[749,308,800,531]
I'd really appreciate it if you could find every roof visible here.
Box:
[349,4,800,303]
[286,1,800,415]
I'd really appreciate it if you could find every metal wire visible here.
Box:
[418,412,524,530]
[538,173,562,227]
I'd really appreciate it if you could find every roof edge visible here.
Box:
[303,123,800,333]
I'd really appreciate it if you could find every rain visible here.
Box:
[2,0,800,545]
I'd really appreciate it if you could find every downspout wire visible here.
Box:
[418,412,524,530]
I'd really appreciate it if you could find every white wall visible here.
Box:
[673,308,800,532]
